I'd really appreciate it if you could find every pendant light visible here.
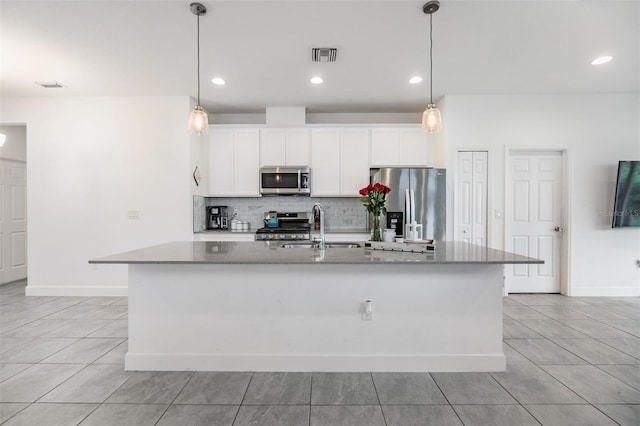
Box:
[0,134,6,147]
[188,2,208,135]
[421,1,442,133]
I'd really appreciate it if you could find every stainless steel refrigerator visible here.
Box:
[371,168,446,240]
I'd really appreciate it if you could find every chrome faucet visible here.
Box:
[311,203,325,250]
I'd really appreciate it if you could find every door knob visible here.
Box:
[554,226,564,232]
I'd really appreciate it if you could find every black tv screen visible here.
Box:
[612,161,640,227]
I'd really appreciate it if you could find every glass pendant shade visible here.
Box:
[0,133,6,147]
[421,104,441,133]
[188,106,209,135]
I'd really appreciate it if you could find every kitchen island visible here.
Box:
[91,241,542,372]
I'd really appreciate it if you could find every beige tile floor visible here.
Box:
[0,280,638,425]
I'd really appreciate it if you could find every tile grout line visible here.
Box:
[485,366,544,426]
[593,337,640,362]
[231,371,254,425]
[153,370,195,426]
[428,372,466,426]
[309,372,313,426]
[368,372,387,426]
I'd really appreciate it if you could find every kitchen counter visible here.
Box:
[91,241,541,265]
[94,242,541,373]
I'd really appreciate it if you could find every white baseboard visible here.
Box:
[125,353,506,372]
[25,286,128,297]
[569,287,640,297]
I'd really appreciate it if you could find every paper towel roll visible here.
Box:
[410,189,416,224]
[405,189,411,225]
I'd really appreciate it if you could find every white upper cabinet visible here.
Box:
[398,128,429,166]
[284,129,310,165]
[370,128,400,166]
[310,129,341,196]
[209,129,234,195]
[340,128,370,195]
[311,128,370,196]
[209,128,260,196]
[259,129,286,166]
[207,125,427,197]
[260,128,310,166]
[370,127,429,167]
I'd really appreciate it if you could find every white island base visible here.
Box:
[126,263,505,372]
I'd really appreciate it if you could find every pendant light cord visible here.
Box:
[429,12,434,105]
[196,13,201,106]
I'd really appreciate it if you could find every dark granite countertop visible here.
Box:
[90,241,543,265]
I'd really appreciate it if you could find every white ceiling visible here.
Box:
[2,0,638,114]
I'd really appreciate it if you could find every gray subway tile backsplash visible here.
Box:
[193,196,368,232]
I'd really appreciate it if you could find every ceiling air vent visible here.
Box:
[312,47,337,62]
[35,81,65,88]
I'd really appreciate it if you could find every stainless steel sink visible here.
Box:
[281,242,362,249]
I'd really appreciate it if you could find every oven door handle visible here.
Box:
[297,169,301,193]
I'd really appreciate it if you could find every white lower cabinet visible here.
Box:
[209,128,260,196]
[194,233,255,242]
[311,128,370,196]
[325,233,371,242]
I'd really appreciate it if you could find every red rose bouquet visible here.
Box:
[359,183,391,241]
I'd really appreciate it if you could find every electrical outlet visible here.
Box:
[127,209,140,220]
[362,300,373,320]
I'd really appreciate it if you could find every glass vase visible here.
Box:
[371,214,382,242]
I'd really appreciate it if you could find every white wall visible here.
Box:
[2,96,193,295]
[443,94,640,296]
[3,94,638,296]
[0,125,27,162]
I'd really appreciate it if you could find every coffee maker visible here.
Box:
[206,206,229,230]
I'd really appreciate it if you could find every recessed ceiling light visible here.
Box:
[310,76,323,85]
[35,81,65,88]
[591,56,613,65]
[211,77,226,85]
[409,76,423,84]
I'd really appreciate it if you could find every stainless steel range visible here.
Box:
[255,211,311,241]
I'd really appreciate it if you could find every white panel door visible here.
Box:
[506,151,563,293]
[471,152,488,246]
[0,160,27,284]
[456,151,488,246]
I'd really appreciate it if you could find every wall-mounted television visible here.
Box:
[612,161,640,228]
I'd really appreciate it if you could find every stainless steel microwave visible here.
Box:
[260,166,311,195]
